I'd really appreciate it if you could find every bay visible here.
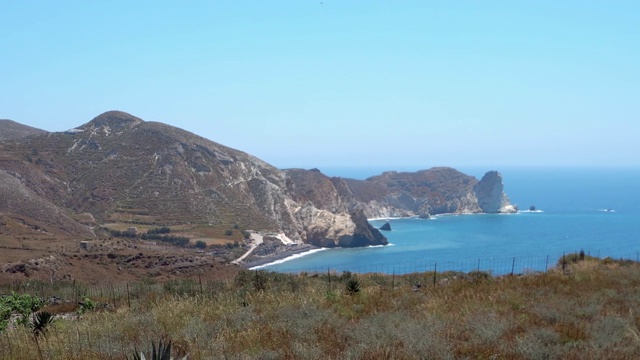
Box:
[257,167,640,275]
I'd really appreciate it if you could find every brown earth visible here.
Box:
[0,234,240,285]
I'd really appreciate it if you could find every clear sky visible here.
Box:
[1,1,638,170]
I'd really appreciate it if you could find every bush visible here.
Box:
[0,292,44,331]
[104,228,137,238]
[224,229,233,236]
[195,240,207,249]
[141,233,190,247]
[468,270,491,282]
[147,226,171,235]
[340,271,353,281]
[78,297,96,315]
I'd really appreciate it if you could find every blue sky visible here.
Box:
[1,1,638,170]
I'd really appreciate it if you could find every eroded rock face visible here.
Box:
[291,205,388,247]
[1,111,516,249]
[473,171,517,213]
[340,209,388,247]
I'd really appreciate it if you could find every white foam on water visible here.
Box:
[249,248,329,270]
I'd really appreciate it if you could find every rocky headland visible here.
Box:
[0,111,516,250]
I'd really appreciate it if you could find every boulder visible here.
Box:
[379,222,391,231]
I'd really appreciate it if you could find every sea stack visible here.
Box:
[379,222,391,231]
[474,171,517,213]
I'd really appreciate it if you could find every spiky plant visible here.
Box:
[345,278,361,295]
[130,339,188,360]
[30,311,55,360]
[31,311,55,339]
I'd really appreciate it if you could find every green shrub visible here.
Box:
[0,292,44,331]
[78,296,97,315]
[147,226,171,235]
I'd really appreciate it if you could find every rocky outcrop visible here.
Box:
[338,168,483,218]
[473,171,517,213]
[0,111,516,249]
[379,222,391,231]
[341,209,388,247]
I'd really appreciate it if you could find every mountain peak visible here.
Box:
[81,111,144,133]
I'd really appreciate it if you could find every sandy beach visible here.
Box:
[241,244,321,269]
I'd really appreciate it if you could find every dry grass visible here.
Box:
[2,257,640,359]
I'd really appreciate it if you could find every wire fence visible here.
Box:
[2,252,638,304]
[261,251,640,277]
[0,277,233,307]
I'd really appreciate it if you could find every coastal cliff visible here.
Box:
[324,167,516,219]
[474,171,517,213]
[0,111,515,248]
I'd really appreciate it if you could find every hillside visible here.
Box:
[1,256,639,359]
[0,111,514,249]
[0,170,93,238]
[0,120,47,141]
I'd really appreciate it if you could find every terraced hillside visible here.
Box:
[0,111,513,248]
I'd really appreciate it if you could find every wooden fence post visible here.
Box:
[126,283,131,308]
[433,263,437,286]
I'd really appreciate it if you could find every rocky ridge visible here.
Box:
[0,119,48,141]
[0,111,515,248]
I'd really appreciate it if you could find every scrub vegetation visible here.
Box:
[1,255,640,359]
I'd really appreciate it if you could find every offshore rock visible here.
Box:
[474,171,517,213]
[379,222,391,231]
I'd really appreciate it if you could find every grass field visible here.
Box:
[1,255,640,359]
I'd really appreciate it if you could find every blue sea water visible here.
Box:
[258,167,640,275]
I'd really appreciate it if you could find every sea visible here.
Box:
[254,167,640,276]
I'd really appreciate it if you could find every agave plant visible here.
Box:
[345,278,361,295]
[130,339,188,360]
[30,311,55,339]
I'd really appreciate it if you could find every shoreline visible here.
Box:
[241,244,322,269]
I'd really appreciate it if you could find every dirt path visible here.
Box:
[231,232,263,265]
